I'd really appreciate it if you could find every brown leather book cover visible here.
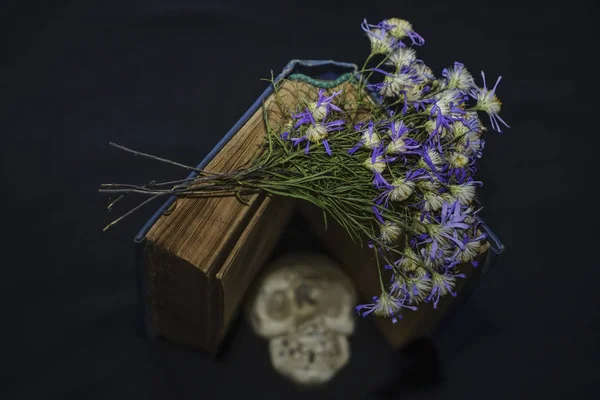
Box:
[141,80,353,352]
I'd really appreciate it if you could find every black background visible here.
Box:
[3,1,599,399]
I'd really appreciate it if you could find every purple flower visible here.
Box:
[383,18,425,46]
[431,201,470,253]
[348,121,384,154]
[293,106,316,128]
[451,232,487,263]
[415,201,471,262]
[375,169,425,206]
[356,292,417,323]
[441,153,478,184]
[429,89,468,136]
[374,170,390,188]
[385,121,421,154]
[369,67,421,99]
[418,145,446,183]
[470,71,510,132]
[368,145,391,187]
[426,271,466,309]
[399,84,435,114]
[390,271,432,304]
[372,205,385,224]
[463,136,485,159]
[308,89,343,120]
[361,19,402,54]
[441,201,470,230]
[388,120,409,140]
[347,141,363,155]
[442,62,476,92]
[290,118,345,156]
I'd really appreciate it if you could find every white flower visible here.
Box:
[474,87,502,115]
[462,137,484,156]
[450,120,471,138]
[386,137,406,154]
[390,266,431,304]
[305,124,328,142]
[423,191,444,211]
[430,271,458,296]
[424,119,444,136]
[474,87,502,116]
[388,177,415,201]
[411,214,428,235]
[418,148,443,169]
[380,221,402,243]
[403,269,431,304]
[443,62,476,92]
[367,28,395,55]
[417,179,441,192]
[379,76,400,98]
[364,155,386,173]
[449,182,477,205]
[459,111,486,135]
[370,292,403,317]
[379,72,415,98]
[454,239,482,262]
[308,102,327,120]
[384,18,414,39]
[470,72,509,132]
[463,206,478,226]
[424,221,453,242]
[422,245,447,268]
[412,62,434,82]
[397,246,419,271]
[456,240,481,263]
[386,47,416,70]
[442,192,457,204]
[428,149,443,165]
[449,152,470,168]
[403,84,423,103]
[430,89,463,117]
[361,130,381,149]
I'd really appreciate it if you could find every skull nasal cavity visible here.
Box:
[294,283,317,307]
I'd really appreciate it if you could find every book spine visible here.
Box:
[143,242,212,349]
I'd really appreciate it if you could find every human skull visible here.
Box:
[248,252,357,387]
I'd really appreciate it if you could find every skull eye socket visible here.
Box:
[320,285,347,317]
[265,290,292,320]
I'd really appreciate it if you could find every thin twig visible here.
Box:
[109,142,223,176]
[106,195,125,211]
[99,187,174,195]
[102,194,161,231]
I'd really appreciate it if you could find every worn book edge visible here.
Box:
[132,60,359,344]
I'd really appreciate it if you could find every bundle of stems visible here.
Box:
[100,17,508,322]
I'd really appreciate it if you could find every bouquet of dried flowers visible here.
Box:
[100,17,508,323]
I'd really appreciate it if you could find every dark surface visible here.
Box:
[3,1,598,399]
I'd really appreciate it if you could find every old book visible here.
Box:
[133,60,360,352]
[300,202,503,350]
